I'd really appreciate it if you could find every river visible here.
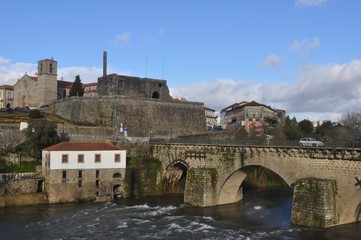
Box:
[0,187,360,240]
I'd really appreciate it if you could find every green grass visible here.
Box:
[0,160,38,173]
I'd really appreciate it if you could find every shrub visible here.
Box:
[29,109,42,118]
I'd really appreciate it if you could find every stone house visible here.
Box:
[0,85,14,108]
[220,101,285,134]
[42,142,126,203]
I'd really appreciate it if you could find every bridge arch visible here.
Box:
[217,165,290,205]
[164,159,189,193]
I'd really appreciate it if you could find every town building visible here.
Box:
[0,85,14,109]
[42,142,126,203]
[220,101,285,134]
[205,107,217,129]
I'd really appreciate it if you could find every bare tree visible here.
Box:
[340,112,361,137]
[0,130,23,156]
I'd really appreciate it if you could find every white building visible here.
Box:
[42,141,126,203]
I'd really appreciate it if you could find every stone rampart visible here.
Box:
[44,96,207,137]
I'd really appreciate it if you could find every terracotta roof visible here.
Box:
[30,76,38,81]
[57,80,73,88]
[83,82,98,87]
[0,85,14,90]
[43,142,124,151]
[86,89,98,93]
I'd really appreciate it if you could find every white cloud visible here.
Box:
[114,32,131,46]
[295,0,327,7]
[171,60,361,122]
[289,38,320,52]
[58,66,102,83]
[289,38,320,59]
[261,54,282,69]
[0,56,36,85]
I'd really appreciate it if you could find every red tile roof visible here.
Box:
[0,85,14,90]
[43,142,124,151]
[83,82,98,87]
[57,80,73,88]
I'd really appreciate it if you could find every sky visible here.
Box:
[1,0,361,122]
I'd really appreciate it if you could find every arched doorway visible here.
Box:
[152,91,160,99]
[113,184,123,199]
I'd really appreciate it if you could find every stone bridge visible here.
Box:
[151,142,361,228]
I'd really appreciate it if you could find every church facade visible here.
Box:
[13,58,97,108]
[14,58,57,108]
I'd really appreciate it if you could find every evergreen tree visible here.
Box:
[298,119,314,136]
[22,120,59,159]
[69,75,84,97]
[283,116,302,140]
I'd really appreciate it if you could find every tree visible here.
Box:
[21,120,59,159]
[340,112,361,137]
[69,75,84,97]
[298,119,314,136]
[0,130,23,156]
[283,116,302,140]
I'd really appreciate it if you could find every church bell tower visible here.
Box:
[37,58,58,106]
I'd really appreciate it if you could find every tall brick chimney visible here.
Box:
[103,51,107,77]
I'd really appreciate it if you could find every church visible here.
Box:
[13,58,97,108]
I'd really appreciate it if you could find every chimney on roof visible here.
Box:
[103,51,107,77]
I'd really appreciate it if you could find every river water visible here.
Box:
[0,187,360,240]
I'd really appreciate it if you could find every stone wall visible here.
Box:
[292,178,338,228]
[184,168,217,206]
[98,74,171,100]
[0,178,40,195]
[45,96,207,137]
[44,168,126,203]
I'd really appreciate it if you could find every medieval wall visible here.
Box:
[97,74,171,100]
[44,96,207,137]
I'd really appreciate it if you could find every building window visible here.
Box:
[78,154,84,163]
[114,154,120,163]
[62,154,68,164]
[95,154,101,163]
[49,63,53,73]
[62,170,67,183]
[96,180,100,188]
[78,170,82,179]
[78,180,82,187]
[96,170,100,179]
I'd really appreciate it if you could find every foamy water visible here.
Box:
[0,189,360,240]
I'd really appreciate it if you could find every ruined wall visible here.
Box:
[98,74,171,100]
[45,96,207,137]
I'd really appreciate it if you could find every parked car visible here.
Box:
[344,138,361,148]
[299,138,324,147]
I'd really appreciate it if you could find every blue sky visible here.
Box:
[1,0,361,121]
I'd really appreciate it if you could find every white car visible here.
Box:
[299,138,324,147]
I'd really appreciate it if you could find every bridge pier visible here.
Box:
[292,178,338,228]
[184,168,217,207]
